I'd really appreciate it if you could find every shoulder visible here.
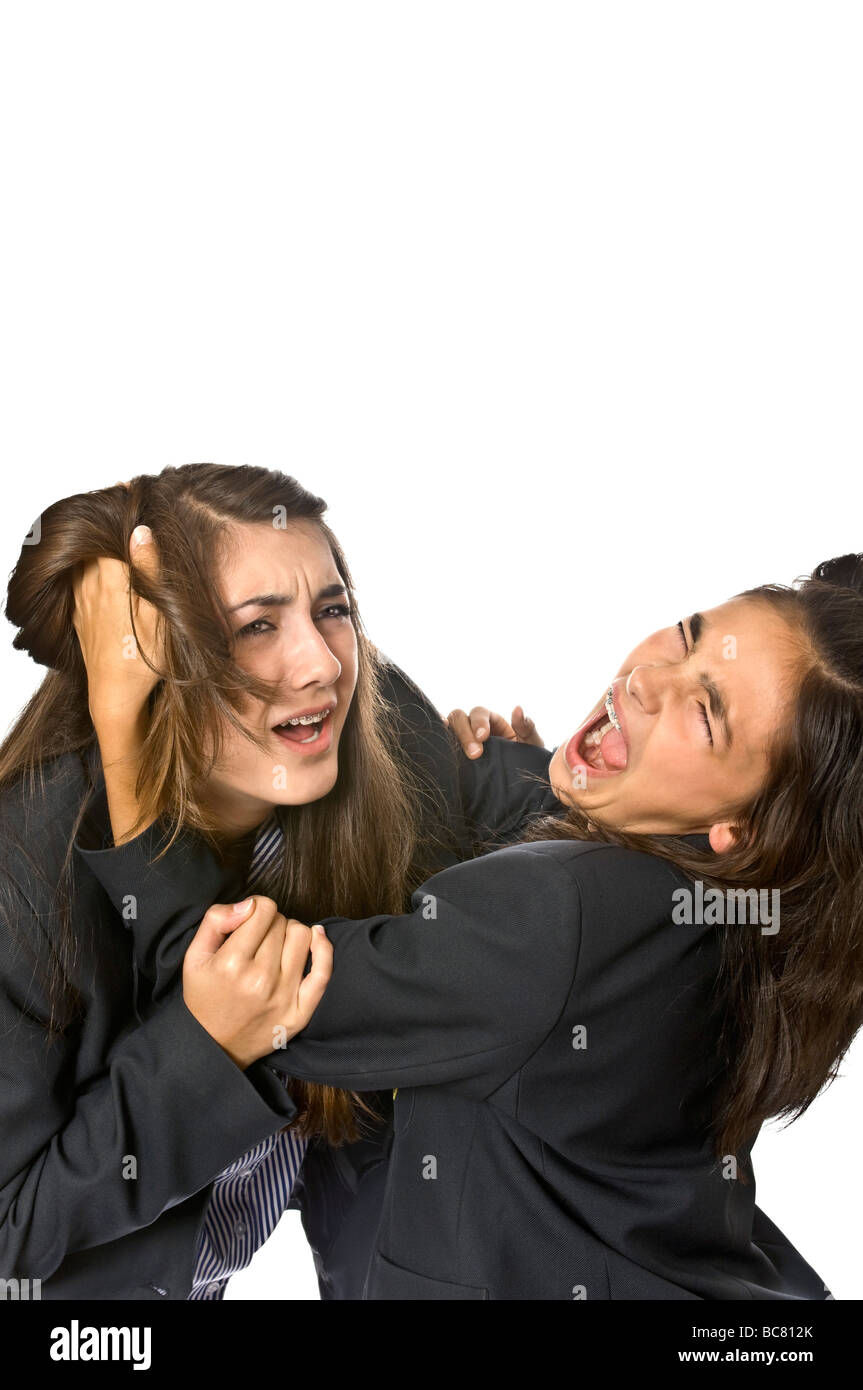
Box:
[0,751,96,1003]
[518,834,706,904]
[413,840,589,934]
[375,650,445,725]
[423,837,656,910]
[0,747,97,904]
[0,746,94,825]
[523,837,719,974]
[372,652,465,831]
[429,836,711,948]
[525,835,698,884]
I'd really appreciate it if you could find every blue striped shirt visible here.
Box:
[188,813,308,1300]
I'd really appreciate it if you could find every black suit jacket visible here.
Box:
[0,659,540,1298]
[263,831,829,1300]
[286,664,564,1300]
[0,660,830,1299]
[0,748,293,1299]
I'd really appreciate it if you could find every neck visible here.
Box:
[195,777,276,843]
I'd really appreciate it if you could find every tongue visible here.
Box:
[278,722,318,742]
[599,725,627,770]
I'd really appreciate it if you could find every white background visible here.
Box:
[1,2,861,1300]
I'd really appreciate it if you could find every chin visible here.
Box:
[270,762,340,807]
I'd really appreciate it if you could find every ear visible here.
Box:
[708,822,738,854]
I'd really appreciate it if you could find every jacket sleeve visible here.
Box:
[456,735,563,849]
[73,811,247,1004]
[377,654,562,850]
[74,665,559,1009]
[264,844,582,1099]
[0,875,297,1282]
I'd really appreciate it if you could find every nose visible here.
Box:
[626,659,696,715]
[624,663,666,713]
[277,617,342,693]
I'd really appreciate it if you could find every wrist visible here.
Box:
[90,701,151,748]
[215,1038,254,1071]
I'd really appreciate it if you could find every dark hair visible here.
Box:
[1,463,431,1145]
[521,554,863,1175]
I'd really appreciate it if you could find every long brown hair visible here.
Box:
[1,463,431,1144]
[520,554,863,1174]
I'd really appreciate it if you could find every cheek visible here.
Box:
[333,628,359,687]
[634,717,706,787]
[203,717,257,774]
[231,644,271,679]
[636,731,726,809]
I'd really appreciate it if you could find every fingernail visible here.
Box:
[131,525,150,546]
[468,742,482,756]
[233,897,253,912]
[313,923,326,936]
[475,727,487,738]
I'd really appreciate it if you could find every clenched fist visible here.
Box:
[182,895,333,1070]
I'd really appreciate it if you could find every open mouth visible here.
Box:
[564,686,629,778]
[272,706,334,748]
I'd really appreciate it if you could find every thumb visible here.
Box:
[297,924,333,1018]
[185,898,255,965]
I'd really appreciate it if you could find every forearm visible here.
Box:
[92,706,154,846]
[261,846,579,1098]
[73,533,163,846]
[75,812,247,1003]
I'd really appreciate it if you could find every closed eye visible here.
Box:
[676,619,714,746]
[697,703,714,745]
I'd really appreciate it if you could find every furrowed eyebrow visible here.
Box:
[685,612,733,748]
[228,583,348,614]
